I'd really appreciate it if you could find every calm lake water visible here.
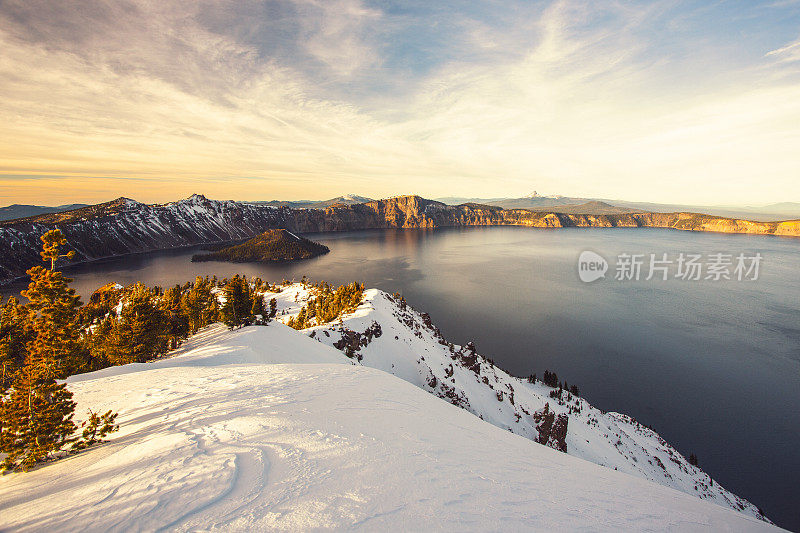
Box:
[6,227,799,529]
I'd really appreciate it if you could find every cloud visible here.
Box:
[297,0,383,77]
[766,36,800,62]
[0,0,799,205]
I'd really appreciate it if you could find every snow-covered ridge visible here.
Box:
[270,284,770,523]
[0,321,779,531]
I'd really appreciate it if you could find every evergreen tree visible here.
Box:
[181,276,219,334]
[0,297,32,391]
[220,275,254,329]
[39,229,75,270]
[86,315,115,370]
[543,370,559,388]
[0,230,115,471]
[0,366,77,471]
[162,285,190,349]
[251,293,266,324]
[269,298,278,319]
[100,284,171,365]
[287,281,364,330]
[70,409,119,451]
[22,265,84,378]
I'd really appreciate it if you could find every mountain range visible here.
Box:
[1,193,799,284]
[0,203,89,222]
[245,194,373,209]
[436,194,800,221]
[7,193,800,222]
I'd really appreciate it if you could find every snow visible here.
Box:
[0,321,781,532]
[276,285,770,523]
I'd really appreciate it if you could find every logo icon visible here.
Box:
[578,251,608,282]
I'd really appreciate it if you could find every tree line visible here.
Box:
[287,281,364,330]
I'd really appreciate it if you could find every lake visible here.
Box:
[5,226,799,529]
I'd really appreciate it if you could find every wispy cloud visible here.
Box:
[297,0,383,77]
[0,0,799,205]
[766,36,800,62]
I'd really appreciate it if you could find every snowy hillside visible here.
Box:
[270,284,770,523]
[0,322,780,532]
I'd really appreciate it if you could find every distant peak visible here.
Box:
[113,197,143,208]
[340,194,370,201]
[524,191,562,199]
[187,193,209,202]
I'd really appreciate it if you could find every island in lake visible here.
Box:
[191,229,329,263]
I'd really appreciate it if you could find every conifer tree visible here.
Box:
[1,230,117,471]
[162,285,189,349]
[39,229,75,270]
[181,276,219,334]
[70,409,119,451]
[220,275,254,329]
[251,293,266,323]
[0,366,77,471]
[22,231,85,378]
[103,284,170,365]
[0,297,32,391]
[87,315,115,370]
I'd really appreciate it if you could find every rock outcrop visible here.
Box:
[533,402,569,453]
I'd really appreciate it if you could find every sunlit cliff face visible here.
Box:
[1,0,800,205]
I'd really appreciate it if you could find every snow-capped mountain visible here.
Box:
[2,193,798,283]
[524,191,564,199]
[269,284,769,523]
[0,316,778,531]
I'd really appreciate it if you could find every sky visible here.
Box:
[1,0,799,206]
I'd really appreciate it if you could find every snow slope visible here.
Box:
[0,322,780,532]
[270,285,770,523]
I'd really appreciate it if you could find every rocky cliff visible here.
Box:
[1,194,797,283]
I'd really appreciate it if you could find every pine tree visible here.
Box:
[1,229,83,470]
[87,315,115,370]
[0,296,32,392]
[22,266,84,378]
[251,293,266,324]
[162,285,189,349]
[181,276,219,334]
[70,409,119,451]
[103,284,170,365]
[0,366,77,471]
[39,229,75,270]
[220,275,254,329]
[0,231,117,471]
